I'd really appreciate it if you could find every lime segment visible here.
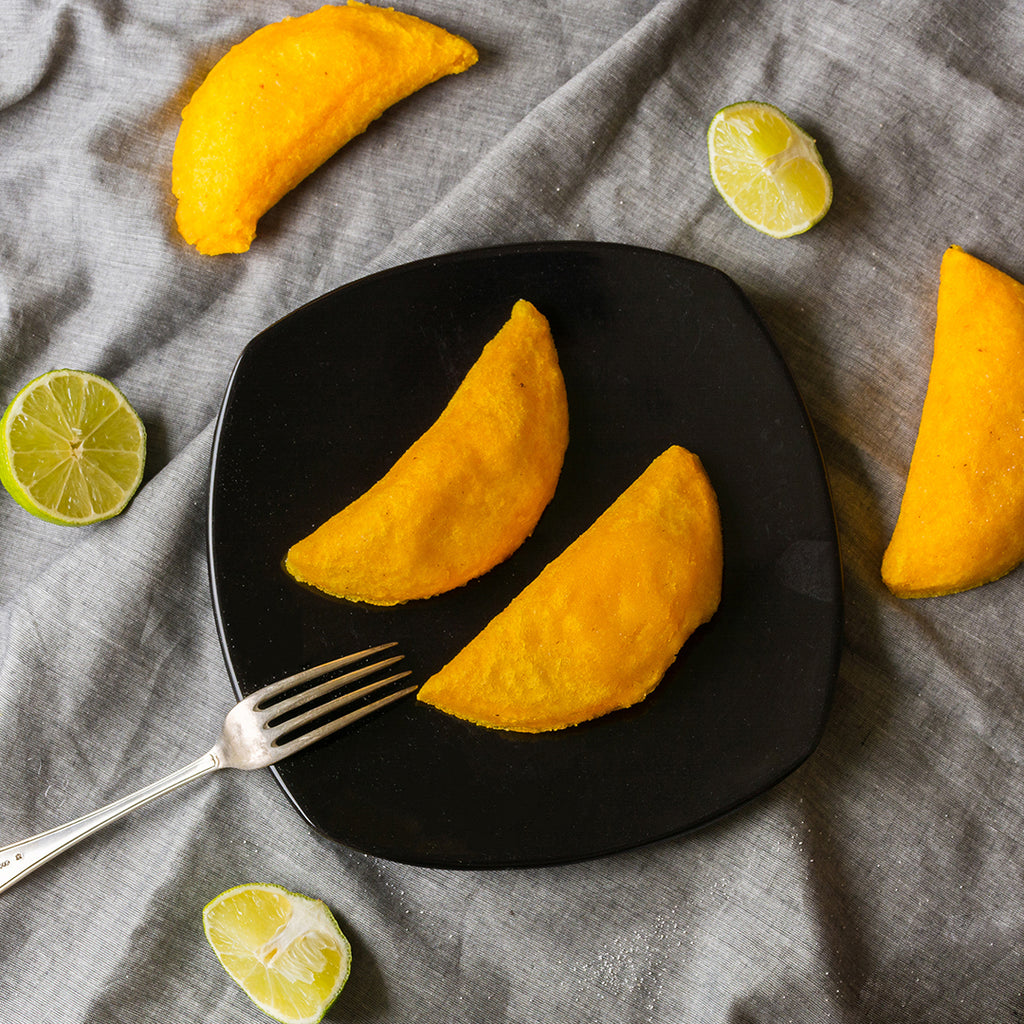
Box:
[707,101,832,238]
[0,369,146,526]
[203,883,352,1024]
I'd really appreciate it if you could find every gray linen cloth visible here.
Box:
[2,0,1023,1020]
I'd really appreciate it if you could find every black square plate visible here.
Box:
[208,242,843,868]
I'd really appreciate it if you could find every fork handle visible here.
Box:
[0,750,221,896]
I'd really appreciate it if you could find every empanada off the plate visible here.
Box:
[417,445,723,732]
[882,246,1024,597]
[286,300,568,605]
[172,2,477,255]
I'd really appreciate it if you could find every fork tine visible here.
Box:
[270,679,419,758]
[257,654,405,721]
[247,643,398,706]
[266,669,412,739]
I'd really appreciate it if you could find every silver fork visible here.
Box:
[0,643,414,896]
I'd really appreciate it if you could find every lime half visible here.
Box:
[0,369,146,526]
[707,101,832,238]
[203,883,352,1024]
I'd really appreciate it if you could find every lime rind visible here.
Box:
[707,101,833,238]
[203,883,352,1024]
[0,369,146,526]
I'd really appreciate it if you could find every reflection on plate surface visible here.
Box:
[208,241,843,869]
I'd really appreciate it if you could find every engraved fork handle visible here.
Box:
[0,751,220,896]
